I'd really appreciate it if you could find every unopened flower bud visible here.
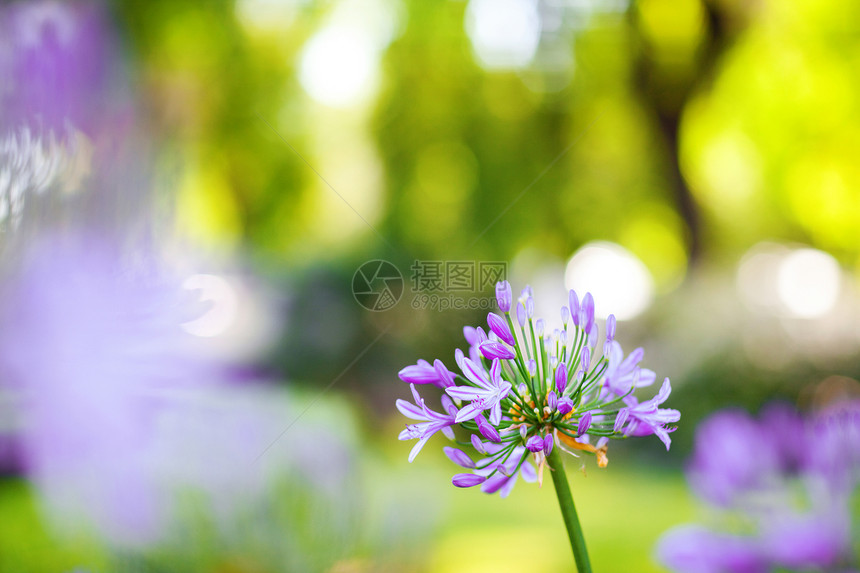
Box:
[487,312,515,346]
[453,473,486,488]
[577,411,592,436]
[526,435,545,452]
[495,281,512,312]
[557,397,574,416]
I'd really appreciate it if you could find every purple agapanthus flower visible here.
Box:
[656,401,860,573]
[395,281,678,494]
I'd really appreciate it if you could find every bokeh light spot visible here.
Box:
[776,248,841,319]
[564,242,655,321]
[182,274,239,338]
[465,0,541,70]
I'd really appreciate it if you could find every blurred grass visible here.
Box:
[428,460,692,573]
[0,479,108,573]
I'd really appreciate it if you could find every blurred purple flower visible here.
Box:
[656,527,767,573]
[657,401,860,573]
[0,237,352,550]
[0,1,114,134]
[0,238,216,545]
[687,409,776,506]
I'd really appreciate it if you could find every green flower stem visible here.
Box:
[546,445,592,573]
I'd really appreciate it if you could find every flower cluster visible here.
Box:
[657,402,860,573]
[396,281,679,496]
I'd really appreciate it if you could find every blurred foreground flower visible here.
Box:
[0,237,362,569]
[656,402,860,573]
[396,281,679,571]
[0,0,122,231]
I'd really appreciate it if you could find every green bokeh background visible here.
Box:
[2,0,860,571]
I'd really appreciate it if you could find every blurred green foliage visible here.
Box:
[4,0,860,570]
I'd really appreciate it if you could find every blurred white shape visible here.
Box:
[776,248,841,319]
[298,0,400,109]
[0,127,70,228]
[299,23,378,107]
[235,0,305,31]
[465,0,541,70]
[182,274,239,338]
[564,241,655,321]
[736,242,790,312]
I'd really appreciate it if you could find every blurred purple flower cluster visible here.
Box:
[0,237,356,550]
[0,1,135,232]
[657,402,860,573]
[396,281,679,497]
[0,0,113,135]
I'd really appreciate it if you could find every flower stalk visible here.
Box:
[546,445,592,573]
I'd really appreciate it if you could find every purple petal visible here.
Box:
[434,359,455,388]
[579,346,591,373]
[520,461,538,483]
[460,357,490,388]
[618,347,645,373]
[463,326,480,346]
[614,408,629,433]
[580,292,595,334]
[444,447,476,469]
[481,474,512,494]
[480,341,515,361]
[543,434,554,455]
[489,358,502,384]
[471,434,487,455]
[547,391,558,411]
[526,435,544,452]
[557,397,574,416]
[578,411,592,435]
[555,367,567,393]
[489,401,502,426]
[395,398,425,420]
[446,386,486,402]
[452,473,486,488]
[475,414,500,443]
[495,281,512,312]
[440,394,457,417]
[398,362,438,385]
[569,290,580,326]
[454,402,484,424]
[487,313,515,346]
[408,436,431,463]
